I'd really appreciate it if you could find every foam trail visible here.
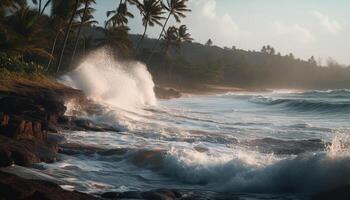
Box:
[61,48,157,111]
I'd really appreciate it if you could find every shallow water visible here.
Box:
[34,89,350,200]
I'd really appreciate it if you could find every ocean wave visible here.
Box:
[116,136,350,194]
[301,89,350,98]
[245,138,325,155]
[250,96,350,113]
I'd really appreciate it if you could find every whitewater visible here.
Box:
[43,49,350,199]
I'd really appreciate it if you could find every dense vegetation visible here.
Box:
[0,0,192,73]
[137,39,350,89]
[0,0,349,90]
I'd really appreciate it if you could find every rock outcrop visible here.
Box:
[0,171,99,200]
[0,79,85,167]
[154,86,181,99]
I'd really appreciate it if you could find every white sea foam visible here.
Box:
[61,48,157,111]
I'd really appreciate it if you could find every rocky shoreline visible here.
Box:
[0,79,191,200]
[0,79,349,200]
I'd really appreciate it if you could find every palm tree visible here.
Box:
[71,0,96,62]
[46,0,77,71]
[0,2,51,59]
[147,0,190,61]
[135,0,165,51]
[161,26,179,55]
[97,26,133,52]
[178,25,192,42]
[106,0,134,28]
[40,0,52,15]
[56,0,79,73]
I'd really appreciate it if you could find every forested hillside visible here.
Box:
[127,34,350,89]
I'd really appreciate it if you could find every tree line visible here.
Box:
[0,0,192,74]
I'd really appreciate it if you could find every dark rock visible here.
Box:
[0,112,9,126]
[61,118,120,132]
[100,192,123,199]
[47,133,66,144]
[101,191,142,199]
[0,149,14,167]
[0,171,100,200]
[142,189,182,200]
[0,135,57,167]
[154,86,181,99]
[101,189,183,200]
[312,185,350,200]
[0,79,89,167]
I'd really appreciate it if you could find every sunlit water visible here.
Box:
[35,89,350,200]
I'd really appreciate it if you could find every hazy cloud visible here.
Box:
[273,22,315,44]
[201,0,216,19]
[187,0,245,46]
[311,10,343,34]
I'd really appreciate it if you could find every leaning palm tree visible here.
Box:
[56,0,79,73]
[71,0,96,62]
[106,0,134,28]
[147,0,190,61]
[40,0,52,15]
[135,0,165,51]
[47,0,79,71]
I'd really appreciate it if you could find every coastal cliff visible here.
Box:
[0,78,102,200]
[0,79,85,167]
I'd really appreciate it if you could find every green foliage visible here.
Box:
[0,53,44,75]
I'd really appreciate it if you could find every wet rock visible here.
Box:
[0,135,57,167]
[154,86,182,99]
[0,149,14,167]
[0,112,9,126]
[0,171,100,200]
[61,118,120,132]
[142,189,183,200]
[101,189,183,200]
[312,185,350,200]
[0,79,88,167]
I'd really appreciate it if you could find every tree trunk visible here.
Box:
[40,0,51,15]
[147,12,171,63]
[38,0,42,13]
[71,0,89,63]
[135,23,148,52]
[46,30,60,71]
[56,0,79,73]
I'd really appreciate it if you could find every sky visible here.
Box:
[38,0,350,65]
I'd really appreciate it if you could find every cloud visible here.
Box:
[201,0,216,19]
[273,21,315,44]
[311,10,343,34]
[186,0,245,46]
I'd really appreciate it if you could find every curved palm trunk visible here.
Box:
[38,0,42,13]
[40,0,51,15]
[71,0,89,63]
[147,12,171,63]
[136,22,148,52]
[46,30,60,71]
[56,0,79,73]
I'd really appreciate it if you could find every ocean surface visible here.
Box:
[35,89,350,200]
[37,50,350,200]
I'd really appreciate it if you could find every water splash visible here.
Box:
[326,131,350,157]
[62,48,157,111]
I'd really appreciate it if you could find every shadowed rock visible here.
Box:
[0,171,100,200]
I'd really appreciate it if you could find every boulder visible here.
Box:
[101,189,183,200]
[0,135,57,167]
[0,171,100,200]
[154,86,181,99]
